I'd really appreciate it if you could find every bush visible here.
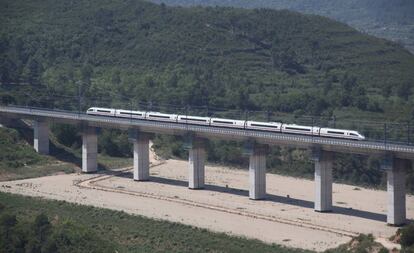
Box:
[325,234,387,253]
[400,224,414,249]
[0,212,115,253]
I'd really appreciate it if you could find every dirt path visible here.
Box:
[0,150,411,251]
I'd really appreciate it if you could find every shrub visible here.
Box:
[400,224,414,249]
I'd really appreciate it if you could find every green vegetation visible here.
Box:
[1,2,412,251]
[1,0,413,190]
[0,192,311,253]
[0,127,75,181]
[398,224,414,253]
[2,192,408,252]
[1,0,414,116]
[0,212,114,253]
[325,234,387,253]
[152,0,414,53]
[0,124,133,181]
[0,127,46,169]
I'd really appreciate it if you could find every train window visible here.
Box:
[184,118,207,122]
[327,131,345,135]
[350,133,358,136]
[149,114,170,119]
[121,112,143,115]
[97,110,111,113]
[285,127,311,131]
[251,123,279,128]
[213,120,233,124]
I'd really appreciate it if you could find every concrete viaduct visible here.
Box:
[1,105,413,226]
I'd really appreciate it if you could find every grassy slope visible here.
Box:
[0,127,66,181]
[0,192,311,253]
[0,125,132,181]
[0,127,47,169]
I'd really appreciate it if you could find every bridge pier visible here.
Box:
[189,138,206,189]
[313,149,333,212]
[132,132,150,181]
[249,144,267,200]
[386,158,409,226]
[82,127,98,173]
[33,120,49,155]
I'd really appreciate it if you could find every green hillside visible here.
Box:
[151,0,414,53]
[0,127,45,170]
[0,126,78,181]
[1,0,413,191]
[1,0,414,120]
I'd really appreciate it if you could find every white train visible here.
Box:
[86,107,365,140]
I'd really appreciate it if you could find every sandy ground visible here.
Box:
[0,149,412,251]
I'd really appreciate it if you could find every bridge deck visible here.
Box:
[1,106,414,159]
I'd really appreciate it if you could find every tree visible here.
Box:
[81,63,93,84]
[21,58,42,85]
[33,213,51,244]
[397,82,412,101]
[0,213,17,228]
[111,70,121,85]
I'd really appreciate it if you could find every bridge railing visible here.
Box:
[0,88,412,146]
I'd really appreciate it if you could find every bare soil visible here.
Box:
[0,149,411,251]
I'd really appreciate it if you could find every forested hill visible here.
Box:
[1,0,414,121]
[151,0,414,53]
[1,0,414,192]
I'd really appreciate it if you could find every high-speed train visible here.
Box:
[86,107,365,140]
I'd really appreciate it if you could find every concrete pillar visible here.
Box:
[313,150,334,212]
[33,120,49,155]
[189,138,206,189]
[133,133,150,181]
[387,158,409,226]
[82,127,98,173]
[249,144,267,200]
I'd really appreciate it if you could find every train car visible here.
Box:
[319,128,365,140]
[86,107,116,116]
[177,115,210,125]
[210,118,245,128]
[115,109,145,119]
[281,124,320,136]
[86,107,365,141]
[145,111,178,122]
[246,121,282,132]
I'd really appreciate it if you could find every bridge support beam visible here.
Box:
[33,120,49,155]
[313,150,334,212]
[249,144,267,200]
[189,137,206,189]
[82,127,98,173]
[133,133,150,181]
[386,158,409,226]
